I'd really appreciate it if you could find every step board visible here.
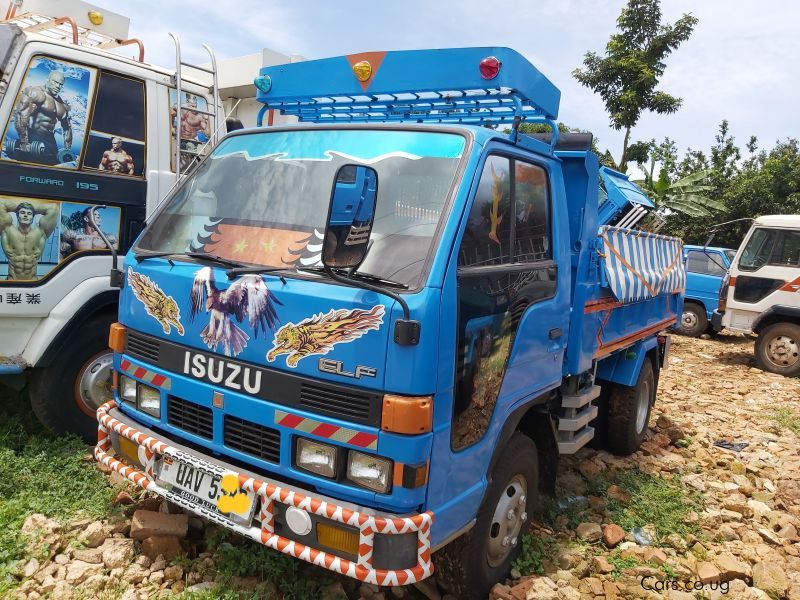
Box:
[561,384,601,409]
[557,404,598,432]
[557,427,595,455]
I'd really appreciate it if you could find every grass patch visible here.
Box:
[0,396,117,593]
[207,529,332,600]
[771,408,800,435]
[606,551,639,577]
[512,533,554,575]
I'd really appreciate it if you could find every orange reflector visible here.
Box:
[381,394,432,434]
[112,370,119,390]
[316,522,359,556]
[352,60,372,82]
[109,322,127,352]
[393,461,428,489]
[118,435,140,467]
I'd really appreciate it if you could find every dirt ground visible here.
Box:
[5,332,800,599]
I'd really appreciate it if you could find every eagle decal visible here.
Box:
[267,305,385,368]
[127,267,184,335]
[189,267,283,357]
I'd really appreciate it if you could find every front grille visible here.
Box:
[168,397,213,439]
[224,415,281,463]
[126,331,160,363]
[300,383,374,422]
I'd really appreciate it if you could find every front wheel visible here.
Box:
[605,358,656,455]
[29,314,115,442]
[678,303,708,337]
[434,433,538,599]
[755,322,800,377]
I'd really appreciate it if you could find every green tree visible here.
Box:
[573,0,698,172]
[644,168,724,217]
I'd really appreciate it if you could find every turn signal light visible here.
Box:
[479,56,501,80]
[109,322,127,353]
[381,394,433,434]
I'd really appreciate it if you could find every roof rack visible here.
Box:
[254,47,561,130]
[3,3,145,62]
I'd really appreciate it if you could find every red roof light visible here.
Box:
[479,56,501,80]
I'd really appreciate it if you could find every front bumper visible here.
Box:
[95,401,433,586]
[711,310,724,332]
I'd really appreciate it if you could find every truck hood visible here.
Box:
[120,261,394,389]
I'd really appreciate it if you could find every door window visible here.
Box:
[686,250,726,276]
[452,155,555,450]
[768,230,800,267]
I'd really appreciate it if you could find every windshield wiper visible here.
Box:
[133,251,175,266]
[297,265,408,289]
[225,265,288,284]
[185,251,248,269]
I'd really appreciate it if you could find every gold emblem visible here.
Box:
[352,60,372,82]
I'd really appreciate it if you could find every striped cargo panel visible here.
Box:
[119,358,171,390]
[275,409,378,450]
[599,226,686,303]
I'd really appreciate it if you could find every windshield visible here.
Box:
[136,128,466,288]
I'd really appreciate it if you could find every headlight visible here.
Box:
[137,384,161,418]
[296,438,337,478]
[119,375,137,405]
[347,450,392,493]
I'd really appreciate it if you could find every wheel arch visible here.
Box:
[487,392,559,498]
[34,290,119,368]
[751,306,800,334]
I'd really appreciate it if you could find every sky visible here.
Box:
[90,0,799,167]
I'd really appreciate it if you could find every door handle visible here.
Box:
[549,328,562,340]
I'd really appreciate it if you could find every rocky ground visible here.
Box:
[4,333,800,599]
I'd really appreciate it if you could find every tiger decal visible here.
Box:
[266,305,385,367]
[127,267,184,335]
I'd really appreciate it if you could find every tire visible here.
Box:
[755,322,800,377]
[434,433,538,599]
[677,303,708,337]
[605,358,656,456]
[29,313,115,442]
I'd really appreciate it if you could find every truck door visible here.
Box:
[685,249,728,317]
[449,153,569,451]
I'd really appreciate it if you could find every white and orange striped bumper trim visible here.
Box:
[94,401,434,586]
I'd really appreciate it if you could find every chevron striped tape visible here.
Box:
[119,358,171,390]
[274,409,378,450]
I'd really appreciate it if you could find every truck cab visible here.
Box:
[0,0,220,439]
[713,215,800,375]
[678,244,734,336]
[95,47,682,598]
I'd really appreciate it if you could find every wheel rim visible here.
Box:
[74,351,114,417]
[765,334,800,369]
[635,378,651,434]
[681,310,698,330]
[487,475,528,568]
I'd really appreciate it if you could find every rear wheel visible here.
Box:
[678,303,708,337]
[435,433,538,599]
[755,322,800,377]
[29,314,115,442]
[605,358,655,455]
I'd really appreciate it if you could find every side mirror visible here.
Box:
[87,205,122,288]
[322,165,378,269]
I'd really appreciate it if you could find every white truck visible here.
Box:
[0,0,220,439]
[712,214,800,376]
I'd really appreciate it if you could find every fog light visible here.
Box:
[119,375,137,405]
[347,450,391,493]
[285,506,312,536]
[317,522,359,556]
[296,438,337,478]
[118,435,141,467]
[137,384,161,418]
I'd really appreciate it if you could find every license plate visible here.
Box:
[158,457,257,522]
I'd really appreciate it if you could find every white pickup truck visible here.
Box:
[712,214,800,376]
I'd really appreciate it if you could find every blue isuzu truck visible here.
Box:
[94,48,684,597]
